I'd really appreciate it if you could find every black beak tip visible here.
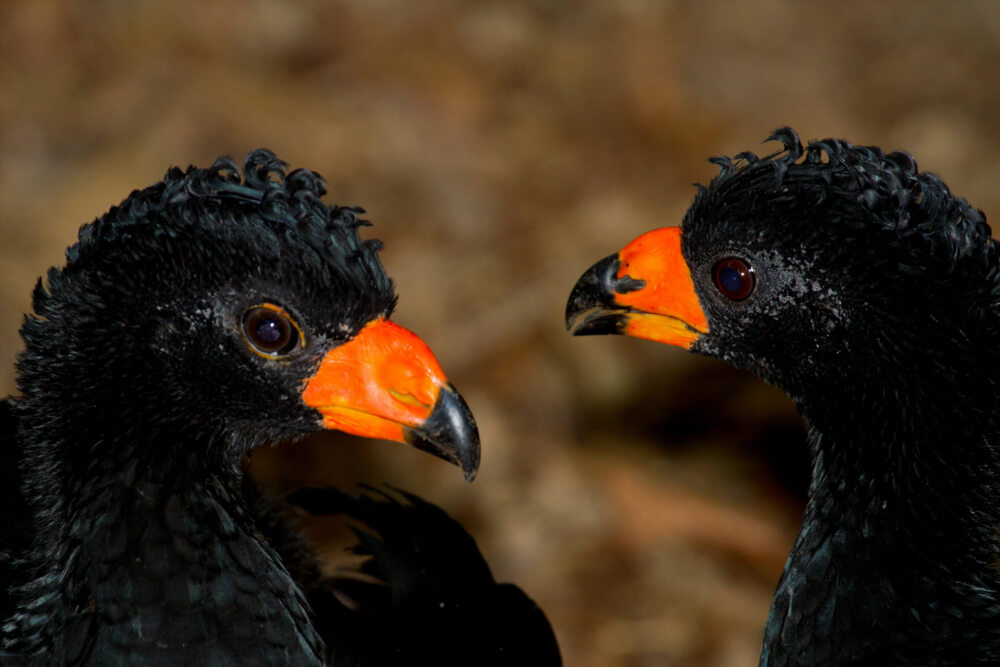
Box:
[566,253,628,336]
[404,384,481,482]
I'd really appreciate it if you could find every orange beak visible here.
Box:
[565,226,708,348]
[302,318,480,480]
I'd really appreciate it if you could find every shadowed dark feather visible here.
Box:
[287,486,562,666]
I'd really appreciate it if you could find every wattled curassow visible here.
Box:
[567,128,1000,665]
[0,150,559,665]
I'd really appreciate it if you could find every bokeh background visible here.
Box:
[3,2,999,665]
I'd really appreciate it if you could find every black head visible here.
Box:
[17,151,478,477]
[568,128,1000,408]
[684,128,1000,399]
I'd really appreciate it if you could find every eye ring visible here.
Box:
[713,258,755,301]
[241,303,305,358]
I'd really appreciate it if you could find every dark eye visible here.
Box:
[713,258,755,301]
[242,305,303,357]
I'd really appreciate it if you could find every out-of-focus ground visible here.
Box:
[3,2,999,665]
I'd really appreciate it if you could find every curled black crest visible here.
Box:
[690,127,997,286]
[68,149,382,275]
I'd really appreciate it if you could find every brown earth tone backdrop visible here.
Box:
[3,2,999,665]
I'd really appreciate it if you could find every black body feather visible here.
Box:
[0,400,31,629]
[287,486,561,666]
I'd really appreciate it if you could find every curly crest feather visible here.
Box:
[67,150,385,279]
[690,127,998,292]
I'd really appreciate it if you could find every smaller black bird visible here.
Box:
[0,150,557,665]
[567,128,1000,665]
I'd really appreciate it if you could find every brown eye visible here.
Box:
[713,258,755,301]
[242,305,303,357]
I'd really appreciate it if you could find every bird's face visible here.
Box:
[565,192,894,403]
[27,200,479,479]
[157,222,478,478]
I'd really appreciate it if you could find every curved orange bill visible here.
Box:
[565,226,708,348]
[302,318,480,481]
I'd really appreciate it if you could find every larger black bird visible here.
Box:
[0,151,556,665]
[567,128,1000,665]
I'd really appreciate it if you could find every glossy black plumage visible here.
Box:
[0,151,557,665]
[0,400,31,629]
[288,486,561,666]
[569,128,1000,665]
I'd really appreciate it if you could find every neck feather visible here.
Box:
[7,411,325,664]
[761,376,1000,665]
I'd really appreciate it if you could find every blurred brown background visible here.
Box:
[3,2,999,665]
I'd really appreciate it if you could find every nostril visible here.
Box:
[390,388,432,410]
[613,274,646,295]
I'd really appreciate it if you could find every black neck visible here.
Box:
[761,371,1000,665]
[8,410,326,664]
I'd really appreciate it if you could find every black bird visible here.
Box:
[566,128,1000,665]
[0,150,529,665]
